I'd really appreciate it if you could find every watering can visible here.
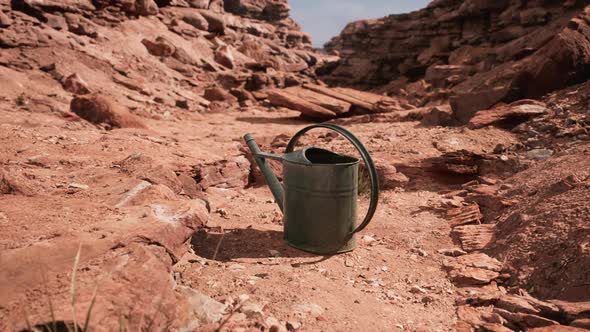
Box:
[244,124,379,255]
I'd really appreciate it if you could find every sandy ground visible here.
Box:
[0,103,519,331]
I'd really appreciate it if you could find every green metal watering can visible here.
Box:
[244,124,379,255]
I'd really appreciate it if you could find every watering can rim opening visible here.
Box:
[286,146,360,166]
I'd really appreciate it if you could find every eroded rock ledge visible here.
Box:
[322,0,590,124]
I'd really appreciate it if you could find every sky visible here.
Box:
[290,0,431,47]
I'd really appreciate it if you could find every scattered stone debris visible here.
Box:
[2,0,590,331]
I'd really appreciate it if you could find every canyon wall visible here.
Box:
[0,0,324,121]
[322,0,590,122]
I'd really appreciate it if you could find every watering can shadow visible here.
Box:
[244,123,379,255]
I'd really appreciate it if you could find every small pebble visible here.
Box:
[410,285,427,294]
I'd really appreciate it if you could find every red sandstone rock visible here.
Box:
[322,1,590,123]
[267,89,336,119]
[118,153,183,193]
[449,267,500,286]
[44,12,67,30]
[493,308,560,329]
[367,157,409,190]
[550,301,590,322]
[0,11,12,27]
[204,87,238,103]
[446,204,482,227]
[303,84,376,111]
[195,156,250,189]
[469,102,548,129]
[70,94,146,129]
[198,10,225,33]
[182,11,209,31]
[452,224,496,252]
[455,253,503,272]
[420,105,453,126]
[521,19,590,99]
[571,318,590,329]
[11,0,96,13]
[64,13,98,37]
[282,86,351,114]
[142,36,176,57]
[214,45,235,69]
[188,0,210,9]
[529,327,589,332]
[136,0,158,16]
[62,73,91,95]
[224,0,290,22]
[0,168,34,196]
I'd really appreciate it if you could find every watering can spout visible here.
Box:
[244,133,285,212]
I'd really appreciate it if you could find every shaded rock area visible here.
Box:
[71,94,146,129]
[322,1,590,124]
[437,142,590,331]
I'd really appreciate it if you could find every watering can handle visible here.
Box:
[285,123,379,235]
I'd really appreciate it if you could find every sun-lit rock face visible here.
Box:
[321,0,590,122]
[224,0,290,22]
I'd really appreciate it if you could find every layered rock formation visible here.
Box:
[2,1,590,331]
[0,0,323,122]
[322,0,590,123]
[0,0,326,330]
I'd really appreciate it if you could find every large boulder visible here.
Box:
[182,12,209,31]
[519,18,590,98]
[64,13,98,38]
[224,0,290,22]
[450,62,524,124]
[451,13,590,123]
[214,45,235,69]
[70,94,146,129]
[198,10,225,33]
[203,87,238,103]
[0,11,13,27]
[136,0,159,16]
[141,36,175,57]
[468,100,547,129]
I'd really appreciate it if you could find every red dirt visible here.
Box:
[1,0,590,331]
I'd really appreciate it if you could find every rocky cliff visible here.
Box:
[0,0,328,330]
[0,0,322,121]
[323,0,590,122]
